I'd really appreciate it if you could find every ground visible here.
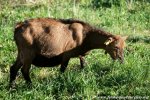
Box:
[0,0,150,99]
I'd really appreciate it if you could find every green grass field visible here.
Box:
[0,0,150,99]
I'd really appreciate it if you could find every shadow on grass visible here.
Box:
[91,63,112,74]
[34,63,113,98]
[90,62,136,88]
[6,62,132,97]
[127,35,150,44]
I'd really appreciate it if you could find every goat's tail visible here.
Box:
[14,20,29,38]
[14,20,32,46]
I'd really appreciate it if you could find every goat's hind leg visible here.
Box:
[21,63,32,87]
[9,55,22,88]
[21,51,35,87]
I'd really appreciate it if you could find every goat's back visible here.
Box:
[14,18,84,58]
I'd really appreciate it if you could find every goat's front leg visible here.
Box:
[79,56,85,69]
[60,59,70,73]
[60,47,84,72]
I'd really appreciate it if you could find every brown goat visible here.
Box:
[10,18,127,87]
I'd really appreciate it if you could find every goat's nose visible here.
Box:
[119,56,124,64]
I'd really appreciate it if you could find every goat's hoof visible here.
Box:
[60,68,66,73]
[80,65,85,69]
[60,70,65,73]
[9,83,17,91]
[80,67,84,70]
[80,63,87,69]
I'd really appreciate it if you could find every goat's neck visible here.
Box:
[86,28,114,50]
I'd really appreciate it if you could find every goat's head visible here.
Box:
[104,35,128,63]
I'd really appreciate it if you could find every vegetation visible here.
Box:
[0,0,150,99]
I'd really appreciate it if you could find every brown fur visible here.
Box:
[10,18,127,87]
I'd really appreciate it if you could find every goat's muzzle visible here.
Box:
[118,56,124,64]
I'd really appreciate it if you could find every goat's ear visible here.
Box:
[104,37,114,45]
[122,36,128,41]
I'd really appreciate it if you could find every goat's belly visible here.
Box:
[32,54,62,67]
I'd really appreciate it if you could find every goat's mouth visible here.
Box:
[111,56,117,60]
[118,56,124,63]
[114,56,124,63]
[111,55,124,64]
[105,51,124,63]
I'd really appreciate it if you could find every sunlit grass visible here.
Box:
[0,0,150,99]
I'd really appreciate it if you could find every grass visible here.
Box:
[0,0,150,99]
